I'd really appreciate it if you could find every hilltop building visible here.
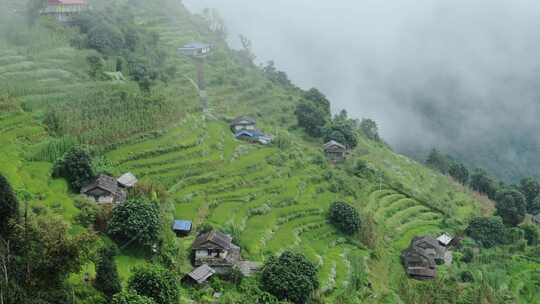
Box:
[41,0,88,23]
[230,116,272,145]
[178,42,212,58]
[230,116,257,132]
[172,220,192,237]
[323,140,347,162]
[81,174,126,204]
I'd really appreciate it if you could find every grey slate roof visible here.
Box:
[230,116,256,127]
[81,174,118,195]
[117,172,138,188]
[186,264,215,284]
[180,42,211,50]
[192,230,233,250]
[323,140,346,151]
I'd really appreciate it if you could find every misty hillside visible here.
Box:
[184,0,540,183]
[0,0,539,303]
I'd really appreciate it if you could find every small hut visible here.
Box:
[437,233,453,247]
[230,116,257,132]
[172,220,192,237]
[178,43,212,58]
[323,140,347,162]
[234,130,272,145]
[183,264,215,284]
[81,174,126,204]
[117,172,138,189]
[192,230,240,273]
[41,0,88,23]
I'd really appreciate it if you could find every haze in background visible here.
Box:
[183,0,540,182]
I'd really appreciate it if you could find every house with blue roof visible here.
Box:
[235,130,272,145]
[172,220,193,237]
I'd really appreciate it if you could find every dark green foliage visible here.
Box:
[449,162,469,184]
[360,118,380,141]
[461,247,475,263]
[52,147,94,192]
[94,245,122,298]
[530,194,540,215]
[323,111,358,148]
[303,88,331,116]
[519,177,540,213]
[112,291,156,304]
[425,148,451,174]
[261,251,319,304]
[43,110,62,136]
[294,101,328,137]
[460,271,475,283]
[328,201,361,235]
[107,199,160,249]
[470,169,498,199]
[495,188,526,226]
[466,216,508,248]
[520,224,539,246]
[74,196,99,228]
[87,55,105,79]
[0,174,19,237]
[128,265,178,304]
[263,61,292,87]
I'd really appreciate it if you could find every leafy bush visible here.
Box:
[360,118,380,141]
[495,188,526,226]
[52,147,94,192]
[328,201,361,235]
[520,224,539,246]
[107,199,160,249]
[74,196,99,228]
[112,292,155,304]
[128,265,178,304]
[94,245,121,299]
[466,216,508,248]
[294,101,328,137]
[261,251,319,304]
[0,174,19,237]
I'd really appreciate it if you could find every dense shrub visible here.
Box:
[495,188,526,226]
[425,148,450,174]
[294,101,328,137]
[52,147,94,192]
[261,251,319,304]
[470,169,498,199]
[521,224,539,246]
[112,292,155,304]
[0,174,19,237]
[466,216,508,248]
[94,245,121,299]
[107,199,160,249]
[360,118,380,141]
[328,201,361,235]
[128,265,178,304]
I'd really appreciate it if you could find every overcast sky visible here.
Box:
[183,0,540,179]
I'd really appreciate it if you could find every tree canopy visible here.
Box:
[261,251,319,304]
[295,100,329,138]
[52,147,94,192]
[466,216,508,248]
[470,169,498,199]
[0,174,19,237]
[519,177,540,213]
[495,188,526,227]
[107,199,161,249]
[328,201,361,235]
[360,118,380,141]
[128,265,178,304]
[112,291,156,304]
[94,245,122,299]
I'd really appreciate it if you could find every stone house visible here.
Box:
[230,116,257,133]
[192,230,241,274]
[323,140,347,162]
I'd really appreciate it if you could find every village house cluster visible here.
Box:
[401,233,454,280]
[81,172,137,204]
[230,116,273,145]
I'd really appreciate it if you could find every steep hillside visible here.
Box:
[0,0,538,303]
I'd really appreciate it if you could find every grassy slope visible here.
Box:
[0,0,538,302]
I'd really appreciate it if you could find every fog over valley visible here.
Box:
[184,0,540,182]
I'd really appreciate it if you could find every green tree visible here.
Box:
[360,118,380,141]
[112,291,156,304]
[128,265,178,304]
[519,177,540,213]
[261,251,319,304]
[520,224,539,246]
[94,245,122,299]
[52,147,94,192]
[470,169,498,199]
[303,88,331,116]
[425,149,451,174]
[449,162,469,185]
[323,117,358,148]
[530,194,540,215]
[294,101,329,137]
[107,199,160,249]
[0,174,19,237]
[87,55,105,79]
[465,216,508,248]
[328,202,361,235]
[495,188,526,226]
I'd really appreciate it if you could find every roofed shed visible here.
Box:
[230,116,256,132]
[323,140,347,162]
[437,233,453,247]
[172,220,192,237]
[81,174,126,204]
[184,264,215,284]
[192,230,240,269]
[178,42,212,57]
[117,172,138,188]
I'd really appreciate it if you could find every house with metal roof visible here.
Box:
[183,264,215,284]
[323,140,347,162]
[192,230,241,273]
[117,172,138,188]
[80,174,126,204]
[41,0,88,22]
[437,233,453,247]
[172,220,192,237]
[178,42,212,57]
[230,116,257,132]
[234,130,273,145]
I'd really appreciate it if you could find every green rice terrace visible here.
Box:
[0,0,539,303]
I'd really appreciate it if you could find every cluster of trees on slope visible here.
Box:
[294,88,381,148]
